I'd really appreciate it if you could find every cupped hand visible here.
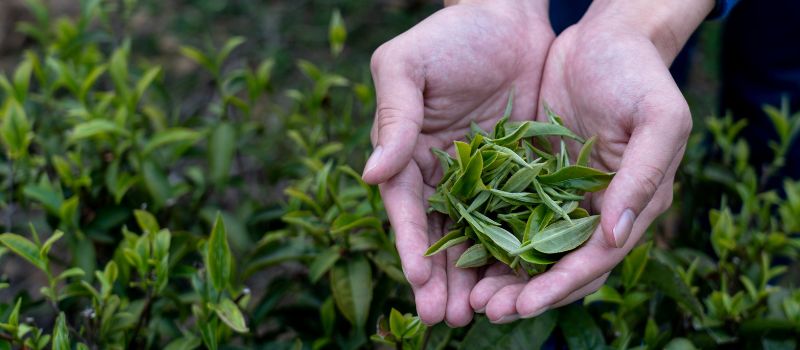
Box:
[470,18,693,323]
[362,0,553,326]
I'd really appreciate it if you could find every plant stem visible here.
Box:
[127,289,154,349]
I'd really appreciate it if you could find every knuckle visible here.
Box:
[630,164,664,198]
[377,106,420,133]
[370,43,391,75]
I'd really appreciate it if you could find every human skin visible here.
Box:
[364,0,715,325]
[362,0,553,326]
[469,0,715,323]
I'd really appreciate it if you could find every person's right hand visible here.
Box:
[361,0,553,326]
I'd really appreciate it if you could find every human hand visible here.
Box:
[362,0,553,326]
[469,0,714,323]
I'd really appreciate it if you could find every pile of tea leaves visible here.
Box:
[426,99,614,276]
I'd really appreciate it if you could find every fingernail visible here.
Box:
[475,307,485,314]
[362,146,383,177]
[613,209,636,248]
[495,314,519,324]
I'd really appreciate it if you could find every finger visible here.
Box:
[470,270,527,313]
[444,242,478,327]
[414,214,448,324]
[362,45,425,184]
[600,101,691,248]
[515,178,675,318]
[379,161,431,286]
[485,283,526,323]
[550,273,610,309]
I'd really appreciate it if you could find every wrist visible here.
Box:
[580,0,715,63]
[446,0,549,19]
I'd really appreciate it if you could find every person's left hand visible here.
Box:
[467,8,695,323]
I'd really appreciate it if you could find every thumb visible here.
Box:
[600,109,691,248]
[362,47,424,184]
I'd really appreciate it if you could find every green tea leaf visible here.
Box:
[213,297,249,333]
[206,213,232,292]
[425,229,468,256]
[0,233,45,270]
[209,122,236,185]
[533,179,570,222]
[134,209,160,234]
[451,152,484,198]
[454,141,471,170]
[142,128,203,155]
[460,311,558,350]
[330,256,372,329]
[329,9,347,57]
[538,165,614,192]
[559,304,605,350]
[641,259,704,317]
[69,119,130,142]
[455,243,489,268]
[308,247,340,283]
[52,312,70,350]
[577,136,596,167]
[389,308,405,339]
[514,215,599,255]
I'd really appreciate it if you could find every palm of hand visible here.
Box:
[364,1,553,326]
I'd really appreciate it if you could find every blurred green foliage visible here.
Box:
[0,1,798,350]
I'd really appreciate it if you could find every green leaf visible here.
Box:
[321,297,335,337]
[180,46,216,75]
[212,297,249,333]
[134,209,160,234]
[135,67,161,101]
[518,121,584,142]
[538,166,614,192]
[57,267,85,281]
[558,304,605,350]
[330,256,372,330]
[328,9,347,57]
[206,213,232,292]
[641,259,703,317]
[142,128,202,155]
[40,230,63,258]
[451,152,485,198]
[1,102,33,159]
[663,338,697,350]
[455,243,489,268]
[308,247,340,283]
[514,215,599,255]
[460,311,558,350]
[480,225,522,253]
[425,229,468,256]
[68,119,130,142]
[216,37,246,68]
[0,233,45,270]
[533,179,570,223]
[164,335,202,350]
[52,312,70,350]
[577,136,596,167]
[584,285,624,305]
[622,241,652,289]
[141,160,171,208]
[209,122,236,185]
[389,308,405,339]
[330,215,382,234]
[454,141,471,170]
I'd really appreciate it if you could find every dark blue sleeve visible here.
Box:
[708,0,742,19]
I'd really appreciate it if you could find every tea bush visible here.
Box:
[0,1,799,350]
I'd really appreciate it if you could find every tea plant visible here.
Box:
[426,98,613,276]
